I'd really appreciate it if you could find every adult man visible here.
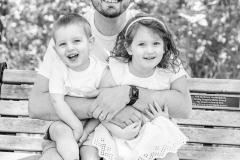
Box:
[28,0,192,159]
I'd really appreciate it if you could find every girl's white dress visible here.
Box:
[92,58,189,160]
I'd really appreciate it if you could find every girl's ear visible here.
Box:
[124,42,132,55]
[89,36,95,50]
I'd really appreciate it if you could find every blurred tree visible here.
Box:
[1,0,240,79]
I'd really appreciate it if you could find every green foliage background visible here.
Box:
[0,0,240,79]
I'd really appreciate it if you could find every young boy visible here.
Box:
[46,13,106,160]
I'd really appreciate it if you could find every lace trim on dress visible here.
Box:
[92,123,188,160]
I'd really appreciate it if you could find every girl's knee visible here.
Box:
[80,146,100,160]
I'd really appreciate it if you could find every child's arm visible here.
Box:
[50,93,83,140]
[145,101,169,120]
[79,118,100,145]
[101,121,141,140]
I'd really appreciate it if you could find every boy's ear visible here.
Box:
[89,36,95,50]
[124,42,132,55]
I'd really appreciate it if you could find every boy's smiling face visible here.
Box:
[54,24,94,72]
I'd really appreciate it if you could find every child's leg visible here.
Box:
[49,121,79,160]
[156,153,179,160]
[80,146,100,160]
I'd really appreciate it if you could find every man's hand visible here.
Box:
[111,106,142,128]
[84,86,130,121]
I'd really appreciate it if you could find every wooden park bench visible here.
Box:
[0,62,240,160]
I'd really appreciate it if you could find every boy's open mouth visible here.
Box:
[67,54,79,60]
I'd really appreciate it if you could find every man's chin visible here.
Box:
[102,12,122,18]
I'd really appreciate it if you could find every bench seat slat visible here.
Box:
[0,152,40,160]
[0,101,28,116]
[1,136,240,160]
[181,127,240,145]
[179,145,240,160]
[0,135,42,152]
[0,118,50,134]
[2,69,37,84]
[0,110,239,134]
[1,126,239,146]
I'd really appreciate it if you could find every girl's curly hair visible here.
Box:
[111,13,184,73]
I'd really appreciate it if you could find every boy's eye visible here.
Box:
[59,43,66,47]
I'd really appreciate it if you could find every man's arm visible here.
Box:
[89,69,192,121]
[28,75,93,120]
[28,74,140,128]
[134,76,192,119]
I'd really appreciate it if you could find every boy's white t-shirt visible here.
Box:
[38,9,140,79]
[49,56,107,97]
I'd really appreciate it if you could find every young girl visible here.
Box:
[46,14,106,160]
[91,13,191,160]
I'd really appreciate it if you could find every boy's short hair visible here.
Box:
[52,13,92,42]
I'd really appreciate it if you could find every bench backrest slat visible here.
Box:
[188,78,240,94]
[1,84,32,100]
[2,70,240,94]
[2,69,37,84]
[176,110,240,127]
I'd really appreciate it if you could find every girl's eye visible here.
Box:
[154,42,161,45]
[138,43,145,46]
[74,39,81,43]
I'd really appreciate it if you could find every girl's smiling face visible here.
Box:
[53,24,94,72]
[127,26,165,77]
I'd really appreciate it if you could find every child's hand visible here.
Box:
[145,102,169,121]
[121,121,141,140]
[78,131,88,147]
[73,129,83,141]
